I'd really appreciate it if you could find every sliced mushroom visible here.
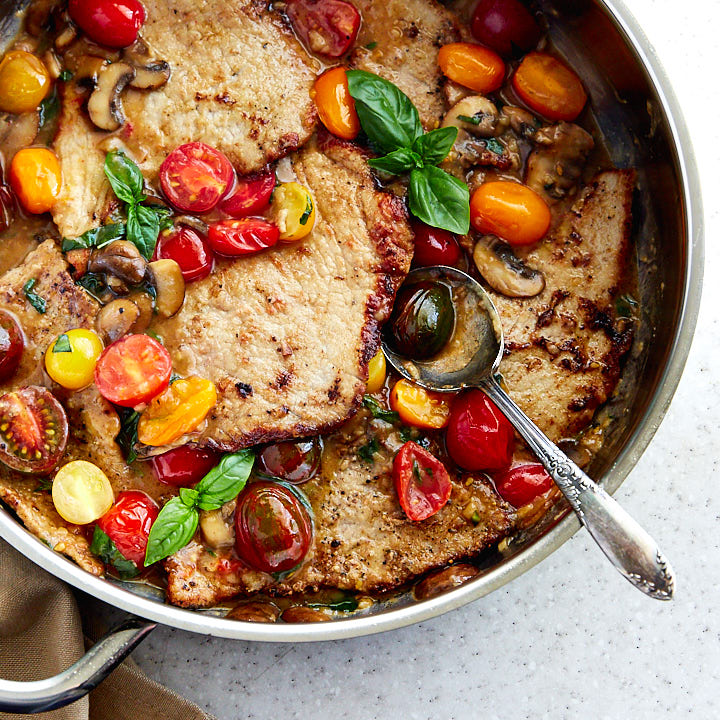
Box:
[122,40,171,90]
[442,96,507,138]
[55,23,78,50]
[73,55,108,87]
[281,607,330,623]
[473,235,545,298]
[149,259,185,318]
[87,61,135,131]
[226,602,280,623]
[88,240,147,285]
[413,564,479,600]
[175,215,209,235]
[95,298,141,343]
[501,105,540,140]
[127,290,154,330]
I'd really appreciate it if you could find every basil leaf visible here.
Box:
[75,273,107,303]
[299,195,314,225]
[127,203,161,260]
[368,147,423,176]
[61,223,126,252]
[408,166,470,234]
[363,395,400,423]
[23,278,46,314]
[482,138,504,156]
[52,333,72,353]
[104,150,145,205]
[307,596,359,612]
[115,408,140,464]
[346,70,422,153]
[194,449,254,511]
[144,497,199,566]
[59,70,73,82]
[615,293,638,318]
[38,90,60,131]
[91,526,139,579]
[412,126,458,166]
[179,487,199,507]
[358,438,380,463]
[457,114,481,126]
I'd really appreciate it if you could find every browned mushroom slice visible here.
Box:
[148,259,185,318]
[87,61,135,131]
[122,40,170,90]
[442,95,506,137]
[88,240,147,285]
[95,298,142,343]
[473,235,545,298]
[73,55,108,87]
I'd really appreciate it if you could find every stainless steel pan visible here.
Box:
[0,0,703,712]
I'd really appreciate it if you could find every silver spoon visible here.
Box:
[383,266,675,600]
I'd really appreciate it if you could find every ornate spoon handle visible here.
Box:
[481,376,675,600]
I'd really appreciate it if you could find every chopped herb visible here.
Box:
[483,138,504,155]
[62,223,126,252]
[412,460,423,485]
[115,408,140,464]
[363,395,400,423]
[299,196,313,225]
[615,293,638,318]
[38,90,60,129]
[169,372,181,384]
[23,278,46,314]
[90,526,139,579]
[34,477,53,492]
[399,425,414,442]
[365,41,378,50]
[457,114,481,125]
[52,333,72,353]
[308,596,359,612]
[75,273,107,302]
[59,70,74,81]
[358,438,380,463]
[471,510,481,524]
[145,329,163,345]
[206,548,217,557]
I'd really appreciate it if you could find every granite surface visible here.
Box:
[90,0,720,717]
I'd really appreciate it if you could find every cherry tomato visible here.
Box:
[97,490,159,566]
[393,442,452,521]
[0,51,50,113]
[512,52,587,121]
[159,142,235,214]
[45,329,104,390]
[207,219,280,256]
[9,148,62,214]
[256,438,322,484]
[150,445,221,487]
[494,463,553,507]
[411,221,462,267]
[52,460,114,525]
[286,0,361,58]
[68,0,145,48]
[234,481,314,573]
[365,349,386,393]
[446,389,514,472]
[437,43,505,94]
[220,169,276,218]
[94,334,172,407]
[270,182,316,242]
[470,181,550,247]
[154,226,214,283]
[311,67,360,140]
[0,310,23,383]
[471,0,541,57]
[0,386,68,474]
[390,379,451,430]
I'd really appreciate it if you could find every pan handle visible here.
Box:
[0,617,156,714]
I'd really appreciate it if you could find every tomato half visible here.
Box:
[0,310,23,383]
[437,43,505,94]
[0,386,68,473]
[393,442,452,521]
[411,221,462,267]
[97,490,159,566]
[234,481,314,573]
[220,169,276,218]
[286,0,361,58]
[154,226,214,283]
[150,445,221,487]
[0,51,50,114]
[68,0,145,48]
[445,390,514,472]
[471,0,541,57]
[207,219,280,256]
[311,67,360,140]
[494,462,554,507]
[256,438,322,484]
[159,142,235,213]
[94,334,172,407]
[9,148,62,215]
[390,379,451,430]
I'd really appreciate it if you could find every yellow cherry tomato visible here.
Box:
[138,376,217,446]
[52,460,114,525]
[365,350,386,393]
[45,329,104,390]
[0,50,50,114]
[311,67,360,140]
[389,379,452,429]
[270,182,316,242]
[437,43,505,93]
[9,147,62,214]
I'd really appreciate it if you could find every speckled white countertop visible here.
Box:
[93,1,720,717]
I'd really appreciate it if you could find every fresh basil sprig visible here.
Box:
[362,395,399,423]
[91,526,139,579]
[61,223,126,252]
[346,70,470,234]
[23,278,46,314]
[144,449,255,566]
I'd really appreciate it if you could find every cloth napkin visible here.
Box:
[0,539,215,720]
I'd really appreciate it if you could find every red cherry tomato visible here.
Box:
[285,0,361,58]
[494,463,553,507]
[256,438,322,484]
[393,442,452,521]
[159,142,235,214]
[411,221,462,267]
[94,334,172,408]
[154,226,214,283]
[97,490,159,566]
[220,170,276,218]
[0,310,23,382]
[68,0,145,48]
[446,390,514,472]
[149,445,221,487]
[207,219,280,257]
[234,481,314,573]
[471,0,541,57]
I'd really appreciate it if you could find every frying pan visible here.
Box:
[0,0,703,712]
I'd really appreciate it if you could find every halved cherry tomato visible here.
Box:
[0,310,23,383]
[256,438,322,484]
[9,148,62,214]
[220,169,276,218]
[52,460,114,525]
[137,376,217,446]
[207,219,280,256]
[393,441,452,521]
[94,334,172,407]
[159,142,234,213]
[311,67,360,140]
[365,350,386,393]
[471,0,541,57]
[0,51,50,113]
[154,226,214,282]
[437,43,505,94]
[390,379,451,430]
[68,0,145,48]
[45,329,104,390]
[411,221,462,267]
[0,386,68,473]
[97,490,159,566]
[270,182,316,242]
[446,389,514,472]
[234,481,314,573]
[150,445,221,487]
[512,52,587,121]
[470,181,550,246]
[494,462,553,507]
[286,0,361,58]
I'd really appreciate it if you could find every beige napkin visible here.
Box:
[0,539,215,720]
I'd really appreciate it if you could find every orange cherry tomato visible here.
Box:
[311,67,359,140]
[0,51,50,114]
[9,148,62,214]
[437,42,505,94]
[512,52,587,121]
[389,379,452,430]
[470,181,550,246]
[137,376,217,446]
